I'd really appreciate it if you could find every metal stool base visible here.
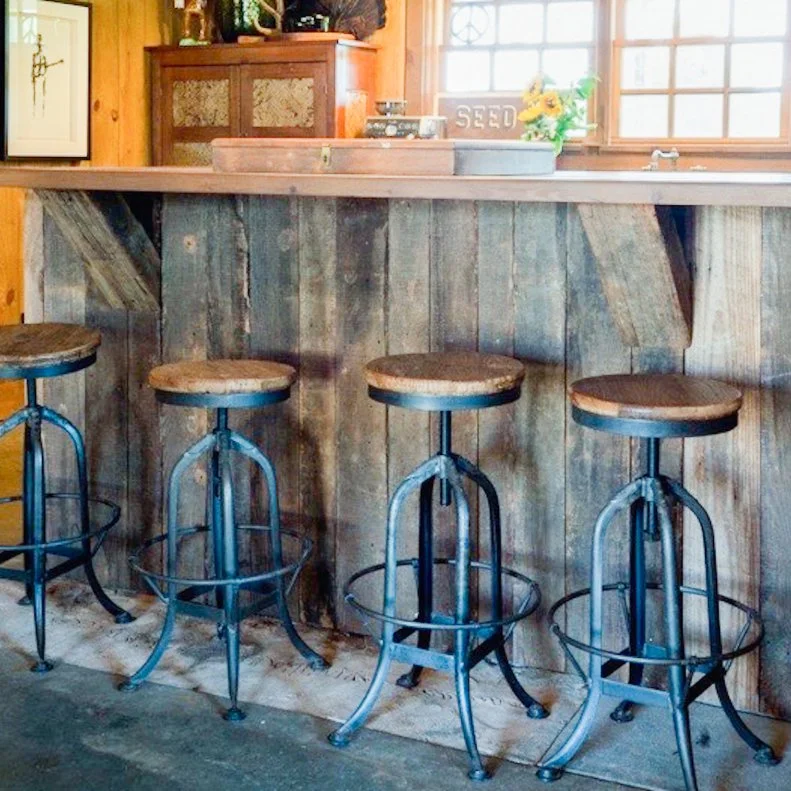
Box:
[536,438,780,791]
[330,410,547,781]
[0,377,132,671]
[120,408,328,720]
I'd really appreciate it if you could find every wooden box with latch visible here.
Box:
[211,138,556,176]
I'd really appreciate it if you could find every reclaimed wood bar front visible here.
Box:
[2,167,790,722]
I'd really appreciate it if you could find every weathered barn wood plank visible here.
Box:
[565,206,632,650]
[160,195,211,580]
[41,214,87,546]
[386,200,431,618]
[334,198,389,632]
[248,196,301,603]
[430,200,479,623]
[512,202,567,671]
[759,207,791,720]
[84,287,129,585]
[478,201,517,653]
[298,198,338,627]
[578,204,692,349]
[684,206,762,712]
[37,191,159,312]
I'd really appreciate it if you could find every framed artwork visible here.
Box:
[1,0,91,159]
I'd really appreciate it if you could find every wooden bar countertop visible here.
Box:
[2,166,791,207]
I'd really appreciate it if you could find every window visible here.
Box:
[613,0,790,143]
[439,0,597,137]
[427,0,791,152]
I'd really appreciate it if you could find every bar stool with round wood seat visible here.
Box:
[119,360,328,721]
[328,352,548,781]
[0,323,133,672]
[537,374,780,791]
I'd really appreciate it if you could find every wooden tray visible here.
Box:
[211,138,556,176]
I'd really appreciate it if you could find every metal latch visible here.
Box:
[321,145,332,169]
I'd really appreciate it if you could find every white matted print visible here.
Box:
[4,0,90,158]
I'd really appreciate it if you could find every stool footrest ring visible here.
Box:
[0,493,120,554]
[129,524,312,595]
[343,557,541,633]
[547,582,763,668]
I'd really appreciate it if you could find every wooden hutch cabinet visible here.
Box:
[148,41,377,166]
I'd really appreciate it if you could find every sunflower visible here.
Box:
[518,104,543,123]
[539,91,563,117]
[523,75,544,102]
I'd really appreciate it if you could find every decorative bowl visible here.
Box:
[376,99,408,117]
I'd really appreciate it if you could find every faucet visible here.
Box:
[643,148,680,171]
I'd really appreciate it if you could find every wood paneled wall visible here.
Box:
[26,194,791,721]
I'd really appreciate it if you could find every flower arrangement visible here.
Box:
[518,74,597,155]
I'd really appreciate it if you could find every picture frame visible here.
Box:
[1,0,91,160]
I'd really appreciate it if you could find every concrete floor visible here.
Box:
[0,651,629,791]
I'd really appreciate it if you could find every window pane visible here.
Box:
[450,4,496,47]
[734,0,787,37]
[675,45,725,89]
[674,94,724,137]
[679,0,730,38]
[621,47,670,89]
[541,47,590,88]
[730,43,784,88]
[494,49,541,90]
[498,4,544,45]
[619,94,669,137]
[624,0,674,40]
[729,92,782,137]
[446,50,491,92]
[547,1,594,43]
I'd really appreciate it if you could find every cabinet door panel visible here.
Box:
[160,65,240,165]
[240,63,329,138]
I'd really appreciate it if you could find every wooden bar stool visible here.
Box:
[537,374,780,791]
[329,352,548,781]
[119,360,328,721]
[0,323,133,672]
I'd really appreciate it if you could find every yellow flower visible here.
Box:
[523,75,544,102]
[540,91,562,117]
[518,105,543,124]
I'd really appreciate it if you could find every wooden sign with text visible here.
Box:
[438,96,523,140]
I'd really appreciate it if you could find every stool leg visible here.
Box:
[611,499,647,723]
[329,457,441,748]
[209,446,225,618]
[41,406,134,624]
[397,477,435,690]
[447,460,489,782]
[19,418,34,607]
[456,454,548,719]
[667,480,779,766]
[228,431,328,669]
[219,439,245,722]
[119,432,216,692]
[28,407,52,674]
[655,484,698,791]
[537,479,642,783]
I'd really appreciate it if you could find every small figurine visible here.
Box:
[178,0,211,45]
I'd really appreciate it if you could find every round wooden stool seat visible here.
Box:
[570,374,742,437]
[149,360,296,406]
[0,323,100,378]
[365,352,525,410]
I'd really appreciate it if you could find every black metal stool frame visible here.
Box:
[0,359,133,673]
[119,389,328,721]
[536,433,779,791]
[329,388,548,782]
